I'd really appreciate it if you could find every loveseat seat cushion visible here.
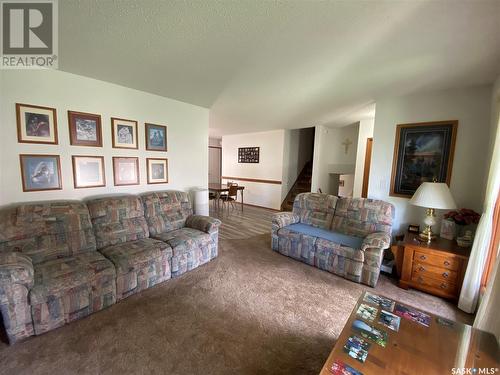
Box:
[153,228,212,277]
[98,238,172,275]
[282,223,364,249]
[29,252,116,335]
[314,238,364,282]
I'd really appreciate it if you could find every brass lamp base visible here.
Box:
[419,208,436,243]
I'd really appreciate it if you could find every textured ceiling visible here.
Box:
[59,1,500,135]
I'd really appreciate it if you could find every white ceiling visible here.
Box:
[59,1,500,136]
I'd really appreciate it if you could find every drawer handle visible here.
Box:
[440,283,447,289]
[442,272,449,278]
[419,266,425,272]
[444,260,451,266]
[420,255,427,260]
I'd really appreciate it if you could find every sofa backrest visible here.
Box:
[292,193,338,229]
[331,197,394,237]
[140,191,193,235]
[86,196,149,250]
[0,201,96,264]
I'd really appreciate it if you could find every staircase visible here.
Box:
[281,162,312,211]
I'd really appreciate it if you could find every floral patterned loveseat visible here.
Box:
[272,193,394,287]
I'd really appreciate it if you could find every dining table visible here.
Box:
[208,183,245,212]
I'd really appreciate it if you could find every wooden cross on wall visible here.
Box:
[342,138,352,154]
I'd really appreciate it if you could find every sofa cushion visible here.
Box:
[154,228,210,255]
[0,202,97,264]
[283,223,364,249]
[141,191,193,236]
[99,238,172,275]
[331,197,394,237]
[292,193,338,229]
[86,196,150,250]
[30,252,115,306]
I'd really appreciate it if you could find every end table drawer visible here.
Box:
[411,274,457,294]
[412,262,458,283]
[413,250,460,271]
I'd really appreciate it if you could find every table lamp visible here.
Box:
[409,182,457,243]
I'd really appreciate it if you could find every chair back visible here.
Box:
[228,185,238,197]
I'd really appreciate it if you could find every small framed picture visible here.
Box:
[16,103,58,144]
[111,117,138,149]
[145,123,168,151]
[113,157,139,186]
[72,156,106,189]
[19,154,62,192]
[146,158,168,184]
[68,111,102,147]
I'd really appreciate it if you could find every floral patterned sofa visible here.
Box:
[272,193,394,287]
[0,191,220,344]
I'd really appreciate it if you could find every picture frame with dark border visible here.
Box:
[111,117,138,149]
[145,123,168,152]
[68,111,103,147]
[72,155,106,189]
[112,156,139,186]
[146,157,168,184]
[16,103,58,145]
[390,120,457,197]
[238,147,259,163]
[19,154,62,192]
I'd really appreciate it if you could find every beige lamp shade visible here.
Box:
[409,182,457,210]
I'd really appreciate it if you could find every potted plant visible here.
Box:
[440,208,481,242]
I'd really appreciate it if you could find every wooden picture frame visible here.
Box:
[68,111,102,147]
[390,120,457,197]
[72,155,106,188]
[145,123,168,152]
[146,158,168,184]
[113,157,139,186]
[111,117,138,149]
[16,103,58,144]
[19,154,62,192]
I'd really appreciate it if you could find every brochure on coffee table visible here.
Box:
[343,335,370,363]
[362,292,395,312]
[329,359,364,375]
[378,310,401,332]
[394,303,431,327]
[356,303,378,322]
[352,319,388,347]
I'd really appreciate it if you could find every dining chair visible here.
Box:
[221,184,239,211]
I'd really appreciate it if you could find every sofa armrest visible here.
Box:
[0,252,34,291]
[272,212,300,230]
[186,215,222,234]
[361,232,391,252]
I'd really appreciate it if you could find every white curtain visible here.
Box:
[458,109,500,313]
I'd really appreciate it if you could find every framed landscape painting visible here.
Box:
[16,103,58,144]
[390,121,457,197]
[111,117,138,149]
[113,157,139,186]
[146,158,168,184]
[145,123,168,151]
[19,154,62,192]
[68,111,102,147]
[72,155,106,188]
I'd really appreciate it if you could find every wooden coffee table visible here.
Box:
[319,291,499,375]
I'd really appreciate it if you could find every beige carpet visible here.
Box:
[0,233,472,375]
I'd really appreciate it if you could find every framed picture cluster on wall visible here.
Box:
[15,103,170,192]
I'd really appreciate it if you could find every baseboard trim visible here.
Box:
[243,203,281,212]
